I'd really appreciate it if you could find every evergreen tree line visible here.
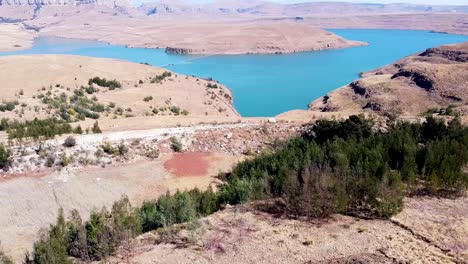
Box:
[218,116,468,217]
[0,118,102,141]
[5,118,74,141]
[24,116,468,263]
[26,189,218,263]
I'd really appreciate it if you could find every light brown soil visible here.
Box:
[33,16,365,55]
[0,23,36,52]
[0,55,239,131]
[0,151,240,262]
[113,195,467,264]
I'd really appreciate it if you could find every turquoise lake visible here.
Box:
[1,29,467,116]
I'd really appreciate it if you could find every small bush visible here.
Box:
[150,71,172,83]
[143,96,153,102]
[207,83,218,89]
[170,137,183,152]
[92,121,102,134]
[73,125,83,134]
[117,142,129,156]
[170,106,181,115]
[60,153,74,166]
[64,136,77,147]
[0,144,11,169]
[45,154,55,167]
[0,101,18,112]
[88,77,121,90]
[85,85,97,94]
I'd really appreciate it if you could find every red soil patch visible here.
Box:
[0,169,50,182]
[164,152,212,177]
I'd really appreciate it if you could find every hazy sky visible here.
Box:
[276,0,466,4]
[165,0,467,5]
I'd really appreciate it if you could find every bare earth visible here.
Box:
[109,196,467,264]
[0,1,467,54]
[0,55,239,130]
[33,18,366,55]
[0,149,240,261]
[0,7,466,261]
[0,23,36,52]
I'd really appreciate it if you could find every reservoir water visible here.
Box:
[1,29,467,116]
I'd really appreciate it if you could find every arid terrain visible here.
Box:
[0,1,467,263]
[36,20,366,55]
[0,44,466,262]
[0,23,35,51]
[108,195,468,264]
[0,54,306,260]
[0,0,467,54]
[309,42,468,123]
[0,55,238,129]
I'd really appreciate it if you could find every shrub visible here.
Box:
[0,118,9,131]
[102,142,113,154]
[117,142,129,156]
[74,125,83,134]
[0,101,18,112]
[45,155,55,167]
[170,137,183,152]
[85,85,98,94]
[92,121,102,134]
[7,118,73,141]
[88,77,121,90]
[170,106,180,115]
[0,144,11,169]
[150,71,172,83]
[64,136,77,147]
[207,83,218,89]
[60,153,74,166]
[143,96,153,102]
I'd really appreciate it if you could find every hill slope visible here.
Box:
[309,42,468,121]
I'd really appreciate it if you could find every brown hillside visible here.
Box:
[309,42,468,121]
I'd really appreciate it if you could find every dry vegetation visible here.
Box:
[0,55,238,136]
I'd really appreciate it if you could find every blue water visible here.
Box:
[1,29,467,116]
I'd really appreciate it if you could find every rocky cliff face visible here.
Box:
[165,46,194,55]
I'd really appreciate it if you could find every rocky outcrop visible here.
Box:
[391,69,434,91]
[165,47,195,55]
[419,43,468,62]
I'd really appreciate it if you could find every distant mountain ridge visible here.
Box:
[137,0,468,16]
[0,0,466,17]
[0,0,131,7]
